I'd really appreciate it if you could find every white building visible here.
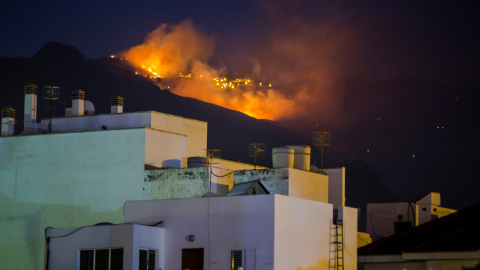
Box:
[0,85,258,270]
[2,84,358,270]
[365,192,456,240]
[46,194,358,270]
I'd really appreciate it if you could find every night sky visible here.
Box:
[1,0,479,85]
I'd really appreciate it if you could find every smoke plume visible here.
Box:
[122,20,298,120]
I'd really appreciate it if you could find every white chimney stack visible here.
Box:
[111,96,124,114]
[1,107,15,136]
[65,98,72,117]
[72,90,85,116]
[23,84,38,131]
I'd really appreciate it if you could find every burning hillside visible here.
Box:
[119,20,297,120]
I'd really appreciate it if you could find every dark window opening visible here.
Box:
[79,248,123,270]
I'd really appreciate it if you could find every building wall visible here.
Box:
[124,196,276,270]
[144,128,187,168]
[44,111,208,161]
[46,224,163,270]
[366,203,417,239]
[274,196,333,270]
[234,168,329,203]
[364,262,426,270]
[288,169,329,203]
[324,167,345,209]
[339,206,358,270]
[150,111,207,160]
[363,260,480,270]
[144,167,211,198]
[124,195,347,270]
[0,128,151,270]
[426,259,480,270]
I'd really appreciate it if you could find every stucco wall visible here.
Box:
[288,169,328,203]
[144,128,187,168]
[365,262,426,270]
[274,196,333,270]
[46,224,163,270]
[43,111,208,160]
[145,167,210,199]
[339,206,358,270]
[124,196,276,270]
[150,111,207,159]
[234,168,329,203]
[124,195,344,270]
[324,167,345,209]
[0,128,148,270]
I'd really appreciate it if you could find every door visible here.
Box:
[181,248,204,270]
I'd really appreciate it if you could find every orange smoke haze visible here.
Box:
[122,20,297,120]
[123,20,215,78]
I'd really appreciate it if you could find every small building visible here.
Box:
[46,194,358,270]
[358,202,480,270]
[365,192,456,240]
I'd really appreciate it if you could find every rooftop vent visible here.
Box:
[1,107,15,136]
[71,90,85,116]
[110,96,124,114]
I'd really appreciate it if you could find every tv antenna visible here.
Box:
[249,143,266,170]
[204,149,221,195]
[43,86,60,133]
[313,131,331,173]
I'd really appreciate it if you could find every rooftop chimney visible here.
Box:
[110,96,124,114]
[72,90,85,116]
[24,84,38,131]
[1,107,15,136]
[65,98,72,117]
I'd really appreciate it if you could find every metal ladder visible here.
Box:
[330,219,344,270]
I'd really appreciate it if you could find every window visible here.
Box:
[79,248,123,270]
[231,249,256,270]
[139,249,156,270]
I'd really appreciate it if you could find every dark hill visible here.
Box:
[1,42,479,230]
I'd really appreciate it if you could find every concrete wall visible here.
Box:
[363,259,480,270]
[150,111,207,159]
[144,167,211,199]
[0,128,156,270]
[234,168,329,203]
[144,128,187,168]
[274,195,333,270]
[324,167,345,209]
[124,195,342,270]
[124,195,276,270]
[43,111,208,160]
[46,224,163,270]
[288,169,328,203]
[339,206,358,270]
[364,262,426,270]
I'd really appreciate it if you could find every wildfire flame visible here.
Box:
[121,20,297,120]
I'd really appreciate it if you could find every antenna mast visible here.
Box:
[42,86,60,133]
[313,131,331,173]
[248,143,266,170]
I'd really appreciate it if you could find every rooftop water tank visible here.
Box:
[272,147,294,168]
[287,145,311,171]
[162,159,181,168]
[187,156,209,168]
